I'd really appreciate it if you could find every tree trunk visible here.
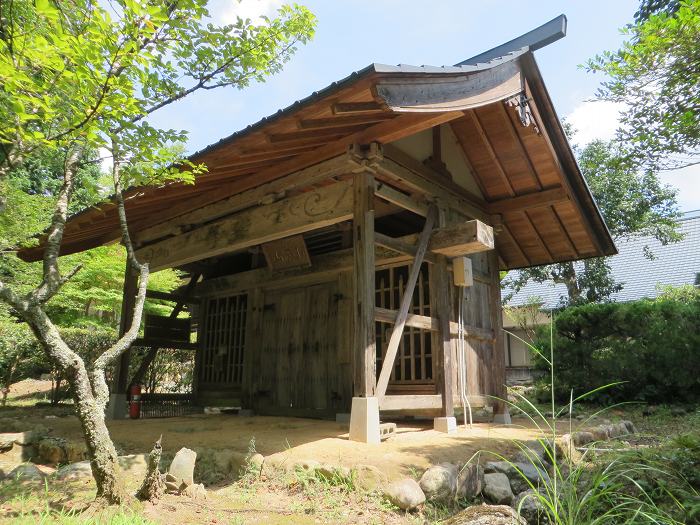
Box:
[68,365,127,504]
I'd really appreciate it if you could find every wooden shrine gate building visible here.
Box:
[19,16,615,441]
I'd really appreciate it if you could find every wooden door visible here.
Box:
[375,263,436,394]
[257,282,338,415]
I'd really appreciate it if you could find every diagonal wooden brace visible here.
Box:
[375,205,437,400]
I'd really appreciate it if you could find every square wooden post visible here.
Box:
[431,206,456,433]
[106,260,138,419]
[488,244,510,424]
[349,170,379,443]
[352,171,377,398]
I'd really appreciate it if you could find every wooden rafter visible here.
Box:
[498,102,543,191]
[468,109,516,197]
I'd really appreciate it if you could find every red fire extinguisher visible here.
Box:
[129,384,141,419]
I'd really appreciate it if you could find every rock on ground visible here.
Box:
[354,464,387,492]
[484,462,549,495]
[483,473,513,505]
[458,464,484,499]
[384,478,426,511]
[441,504,527,524]
[419,462,458,502]
[38,437,67,464]
[182,482,207,500]
[512,489,545,524]
[168,447,197,487]
[56,461,93,480]
[7,463,47,481]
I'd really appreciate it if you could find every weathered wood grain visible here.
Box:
[136,180,354,271]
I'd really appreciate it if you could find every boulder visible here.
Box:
[316,464,352,483]
[248,453,265,472]
[168,447,197,487]
[182,482,207,500]
[384,478,426,511]
[38,437,67,464]
[441,504,526,524]
[557,434,582,463]
[622,420,637,434]
[8,463,46,481]
[65,442,88,463]
[514,440,552,466]
[56,461,93,480]
[590,426,609,442]
[118,454,149,476]
[293,459,320,472]
[458,464,484,499]
[0,434,15,452]
[572,431,594,447]
[483,473,513,505]
[419,462,459,502]
[484,462,549,495]
[211,448,246,475]
[512,489,545,524]
[609,422,629,438]
[354,464,387,492]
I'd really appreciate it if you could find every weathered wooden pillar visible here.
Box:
[349,170,380,443]
[431,206,456,433]
[488,244,511,424]
[106,260,138,419]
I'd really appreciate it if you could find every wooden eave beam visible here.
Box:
[486,187,568,214]
[332,101,384,114]
[374,180,429,217]
[372,144,489,222]
[136,179,355,271]
[135,154,355,245]
[298,113,395,129]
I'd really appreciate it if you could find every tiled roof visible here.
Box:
[505,210,700,308]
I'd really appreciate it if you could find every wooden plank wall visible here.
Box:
[451,251,497,409]
[196,268,355,416]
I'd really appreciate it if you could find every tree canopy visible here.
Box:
[0,0,316,503]
[588,0,700,169]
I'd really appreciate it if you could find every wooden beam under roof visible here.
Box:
[136,179,355,271]
[486,186,568,214]
[298,113,395,129]
[332,101,384,114]
[134,154,355,245]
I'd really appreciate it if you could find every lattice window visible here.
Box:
[200,294,247,386]
[375,263,433,384]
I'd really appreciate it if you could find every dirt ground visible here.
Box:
[9,410,570,482]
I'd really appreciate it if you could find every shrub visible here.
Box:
[533,290,700,404]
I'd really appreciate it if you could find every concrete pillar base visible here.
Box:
[106,393,127,420]
[493,408,512,425]
[434,416,457,433]
[348,397,380,444]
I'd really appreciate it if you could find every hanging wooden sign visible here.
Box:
[261,234,311,271]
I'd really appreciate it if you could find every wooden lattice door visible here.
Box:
[375,263,435,394]
[199,294,247,388]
